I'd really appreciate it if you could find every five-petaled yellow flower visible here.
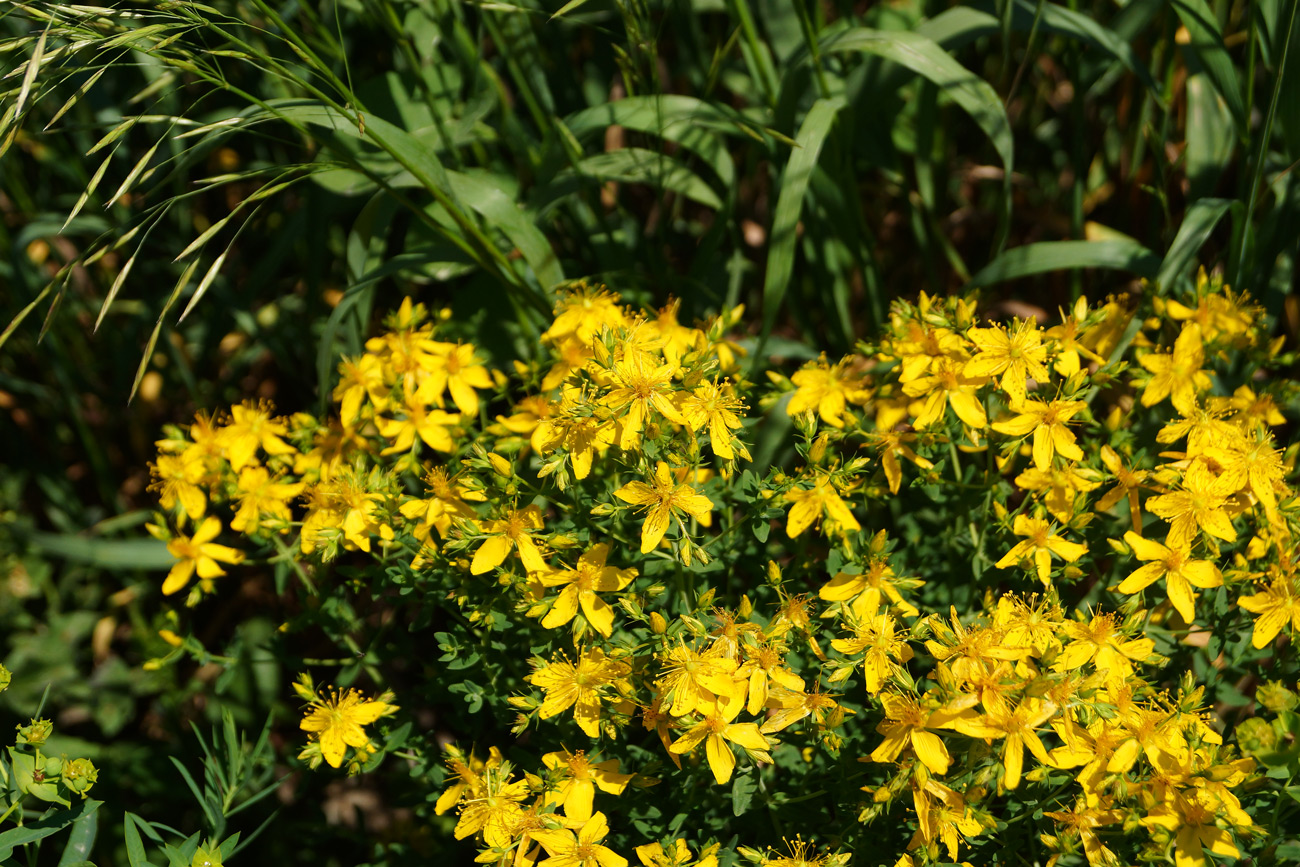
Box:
[162,516,245,596]
[1138,322,1211,415]
[783,477,860,538]
[964,320,1050,406]
[1116,531,1222,624]
[613,461,713,553]
[530,810,628,867]
[994,514,1087,585]
[991,398,1087,471]
[299,686,397,769]
[668,692,771,784]
[538,544,637,637]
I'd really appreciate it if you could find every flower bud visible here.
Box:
[61,757,97,797]
[16,718,53,747]
[1258,680,1298,713]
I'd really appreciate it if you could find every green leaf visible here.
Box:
[30,533,173,571]
[58,804,98,867]
[537,148,724,212]
[1172,0,1247,127]
[446,169,563,293]
[1185,73,1237,200]
[0,800,100,862]
[124,813,154,867]
[966,240,1161,288]
[1156,198,1238,291]
[731,772,757,816]
[756,97,845,355]
[921,2,1158,94]
[169,758,219,832]
[821,29,1013,178]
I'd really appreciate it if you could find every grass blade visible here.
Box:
[755,97,845,360]
[1156,197,1237,292]
[1172,0,1247,128]
[966,239,1161,288]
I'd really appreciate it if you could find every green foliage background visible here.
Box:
[1,0,1298,864]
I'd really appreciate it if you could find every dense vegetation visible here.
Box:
[1,0,1298,865]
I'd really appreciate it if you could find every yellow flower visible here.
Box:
[537,544,637,637]
[655,642,743,717]
[783,476,860,538]
[531,811,628,867]
[865,429,934,495]
[760,683,847,734]
[613,461,713,554]
[604,353,687,449]
[453,763,530,848]
[1139,786,1241,867]
[542,284,629,346]
[1096,445,1150,533]
[1138,322,1212,415]
[909,778,988,863]
[669,692,771,784]
[891,318,968,384]
[149,454,207,520]
[1145,460,1238,547]
[787,356,870,428]
[375,400,460,455]
[901,356,988,430]
[229,467,304,534]
[1221,383,1286,428]
[735,639,805,715]
[541,749,634,821]
[433,744,502,815]
[218,401,296,471]
[636,839,717,867]
[869,693,981,775]
[760,837,840,867]
[1053,613,1153,681]
[1217,428,1288,512]
[680,380,750,461]
[964,319,1051,406]
[1115,531,1222,623]
[414,341,494,415]
[994,514,1087,585]
[471,504,547,574]
[1045,301,1105,376]
[819,557,921,621]
[162,516,245,596]
[829,614,913,695]
[529,647,631,738]
[646,298,706,364]
[1015,463,1102,523]
[333,353,389,426]
[1238,572,1300,649]
[991,398,1087,471]
[398,467,484,540]
[298,686,397,769]
[982,697,1057,790]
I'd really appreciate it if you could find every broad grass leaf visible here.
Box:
[966,240,1161,289]
[1173,0,1247,128]
[1157,198,1238,293]
[757,97,845,352]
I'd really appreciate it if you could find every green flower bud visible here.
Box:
[16,718,53,747]
[1234,717,1277,757]
[191,842,223,867]
[0,664,11,693]
[1258,680,1298,713]
[60,758,97,797]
